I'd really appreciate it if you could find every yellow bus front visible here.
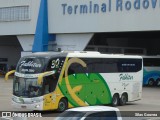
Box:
[11,54,67,111]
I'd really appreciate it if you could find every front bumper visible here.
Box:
[12,100,43,111]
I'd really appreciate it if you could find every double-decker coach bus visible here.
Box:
[143,56,160,86]
[6,52,143,111]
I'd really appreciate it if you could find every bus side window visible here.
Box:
[44,81,49,94]
[46,59,53,71]
[69,62,86,75]
[117,59,142,72]
[43,76,55,94]
[42,59,57,94]
[68,68,75,75]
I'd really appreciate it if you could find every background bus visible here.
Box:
[6,52,143,111]
[143,56,160,86]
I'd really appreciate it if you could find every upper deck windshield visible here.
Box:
[13,55,66,98]
[16,57,47,74]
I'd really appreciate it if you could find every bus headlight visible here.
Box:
[12,96,24,104]
[35,105,40,108]
[12,96,17,102]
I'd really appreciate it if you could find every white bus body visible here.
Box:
[10,52,143,111]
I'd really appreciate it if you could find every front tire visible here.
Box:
[57,98,68,112]
[112,94,119,107]
[120,93,127,106]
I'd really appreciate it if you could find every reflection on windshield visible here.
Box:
[13,75,59,98]
[56,111,85,120]
[56,111,118,120]
[13,57,66,98]
[16,57,46,74]
[13,77,42,98]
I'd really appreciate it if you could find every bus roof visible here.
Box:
[67,52,142,59]
[22,52,67,58]
[22,51,142,59]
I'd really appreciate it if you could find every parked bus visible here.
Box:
[143,56,160,86]
[5,52,143,111]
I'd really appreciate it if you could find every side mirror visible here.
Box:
[5,70,16,80]
[37,71,55,85]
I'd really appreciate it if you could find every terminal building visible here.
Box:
[0,0,160,70]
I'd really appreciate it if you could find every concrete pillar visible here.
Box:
[17,35,34,51]
[55,33,93,51]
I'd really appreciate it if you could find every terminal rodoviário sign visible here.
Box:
[51,0,160,33]
[61,0,158,15]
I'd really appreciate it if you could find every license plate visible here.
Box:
[21,106,26,109]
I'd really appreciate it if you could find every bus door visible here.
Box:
[42,57,63,110]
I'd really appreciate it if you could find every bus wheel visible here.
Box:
[112,94,119,107]
[120,93,128,106]
[156,78,160,86]
[148,78,154,86]
[57,98,68,112]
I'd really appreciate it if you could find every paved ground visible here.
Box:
[0,77,160,120]
[118,86,160,111]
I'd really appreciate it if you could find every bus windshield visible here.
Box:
[13,76,42,98]
[13,56,66,98]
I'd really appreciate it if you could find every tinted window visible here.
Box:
[56,111,85,120]
[84,111,118,120]
[117,59,142,72]
[43,57,65,94]
[86,59,118,73]
[68,58,142,74]
[143,58,160,66]
[69,62,87,75]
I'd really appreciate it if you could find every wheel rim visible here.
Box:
[59,102,65,111]
[149,80,153,86]
[121,95,126,104]
[113,97,117,105]
[157,80,160,86]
